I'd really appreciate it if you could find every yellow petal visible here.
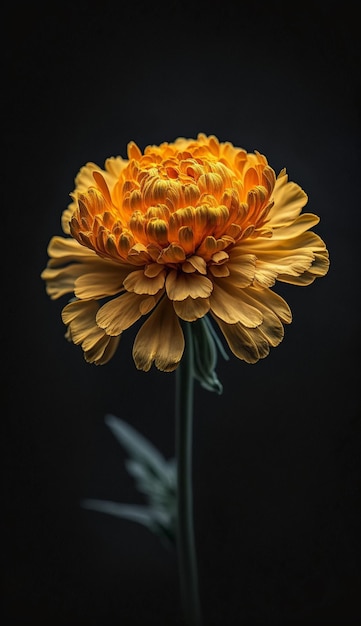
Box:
[133,298,185,371]
[75,158,124,194]
[226,251,256,287]
[96,292,157,335]
[144,262,166,277]
[252,263,278,288]
[74,267,128,299]
[254,252,314,283]
[42,261,105,299]
[61,300,120,364]
[139,295,159,315]
[173,297,210,321]
[73,162,104,193]
[212,315,269,363]
[123,268,166,295]
[209,281,263,327]
[104,156,127,180]
[41,265,78,299]
[268,174,308,228]
[45,236,97,267]
[84,335,121,365]
[257,311,284,347]
[278,247,329,285]
[182,255,207,275]
[61,207,75,234]
[159,243,186,264]
[241,230,328,283]
[62,300,98,337]
[242,286,292,324]
[208,264,230,277]
[271,213,320,239]
[239,291,285,347]
[166,270,213,300]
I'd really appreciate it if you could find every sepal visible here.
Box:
[190,315,229,394]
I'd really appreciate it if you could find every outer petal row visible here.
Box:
[62,300,120,365]
[268,171,308,229]
[132,298,185,371]
[96,291,162,336]
[212,286,292,363]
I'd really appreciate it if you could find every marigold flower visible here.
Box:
[41,134,329,371]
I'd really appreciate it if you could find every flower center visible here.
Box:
[69,146,276,272]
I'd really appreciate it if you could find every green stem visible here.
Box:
[175,322,202,626]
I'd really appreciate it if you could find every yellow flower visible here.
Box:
[41,134,329,371]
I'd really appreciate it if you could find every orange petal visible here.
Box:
[146,218,169,246]
[178,226,195,255]
[132,298,185,371]
[195,235,218,259]
[127,141,143,161]
[92,171,112,204]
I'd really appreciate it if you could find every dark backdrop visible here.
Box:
[3,2,360,625]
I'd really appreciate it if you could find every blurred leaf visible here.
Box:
[81,499,156,527]
[125,458,176,510]
[105,414,167,474]
[81,498,175,545]
[82,415,177,546]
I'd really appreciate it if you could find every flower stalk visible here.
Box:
[175,322,202,626]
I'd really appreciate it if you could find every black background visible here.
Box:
[3,2,360,625]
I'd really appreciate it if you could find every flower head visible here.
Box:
[41,134,329,371]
